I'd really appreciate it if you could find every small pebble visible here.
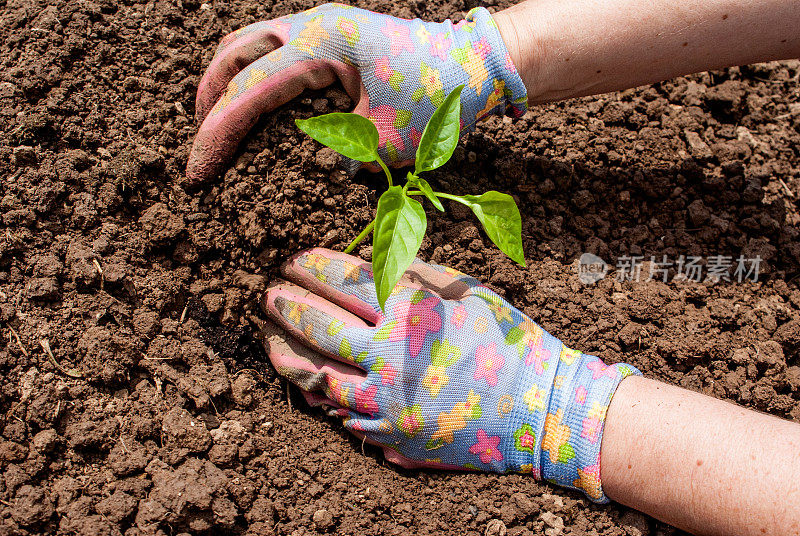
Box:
[485,519,507,536]
[313,508,334,530]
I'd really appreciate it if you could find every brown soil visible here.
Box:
[1,0,799,534]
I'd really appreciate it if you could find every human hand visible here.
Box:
[187,3,528,185]
[261,248,639,502]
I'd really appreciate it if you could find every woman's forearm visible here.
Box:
[494,0,800,104]
[601,375,800,536]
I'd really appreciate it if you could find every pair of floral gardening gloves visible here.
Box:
[186,2,528,184]
[262,248,640,503]
[192,3,640,502]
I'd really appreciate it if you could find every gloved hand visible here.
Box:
[187,2,528,184]
[261,248,640,503]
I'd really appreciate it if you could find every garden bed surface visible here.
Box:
[1,0,800,534]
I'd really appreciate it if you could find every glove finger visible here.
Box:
[382,446,465,470]
[262,317,369,407]
[282,248,474,323]
[415,260,519,316]
[343,421,465,470]
[196,19,292,121]
[413,260,484,290]
[282,248,383,325]
[301,390,341,410]
[406,259,475,301]
[263,281,376,370]
[269,350,367,410]
[185,47,367,186]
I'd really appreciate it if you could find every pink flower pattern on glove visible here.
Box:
[469,429,503,464]
[389,295,443,357]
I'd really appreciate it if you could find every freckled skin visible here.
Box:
[493,0,800,105]
[603,376,800,536]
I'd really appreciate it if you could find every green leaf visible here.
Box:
[295,113,378,162]
[327,320,344,336]
[372,186,427,310]
[450,45,468,64]
[339,338,352,359]
[411,87,425,103]
[386,140,399,162]
[430,89,445,108]
[505,326,524,345]
[470,403,482,420]
[389,71,405,91]
[430,339,461,367]
[425,437,445,450]
[415,85,463,174]
[459,191,525,266]
[407,173,444,211]
[370,356,385,372]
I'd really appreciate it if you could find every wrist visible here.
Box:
[492,7,546,104]
[543,351,640,502]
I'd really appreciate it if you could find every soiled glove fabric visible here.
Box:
[262,248,640,503]
[188,3,528,184]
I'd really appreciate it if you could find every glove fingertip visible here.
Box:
[342,156,362,177]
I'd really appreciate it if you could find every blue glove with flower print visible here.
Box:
[261,248,641,503]
[187,3,528,184]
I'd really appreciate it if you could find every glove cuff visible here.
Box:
[503,326,640,502]
[540,353,641,503]
[460,7,529,123]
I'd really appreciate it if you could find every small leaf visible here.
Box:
[370,356,385,372]
[459,191,525,266]
[339,338,352,359]
[407,172,444,211]
[450,45,468,64]
[505,326,524,345]
[386,139,399,162]
[411,87,425,103]
[415,85,464,174]
[327,320,345,336]
[470,403,482,420]
[558,443,576,464]
[372,186,427,310]
[295,113,378,162]
[430,89,445,108]
[425,437,445,450]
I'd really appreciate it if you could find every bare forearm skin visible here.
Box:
[601,376,800,536]
[494,0,800,104]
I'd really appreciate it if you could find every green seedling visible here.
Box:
[296,85,524,310]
